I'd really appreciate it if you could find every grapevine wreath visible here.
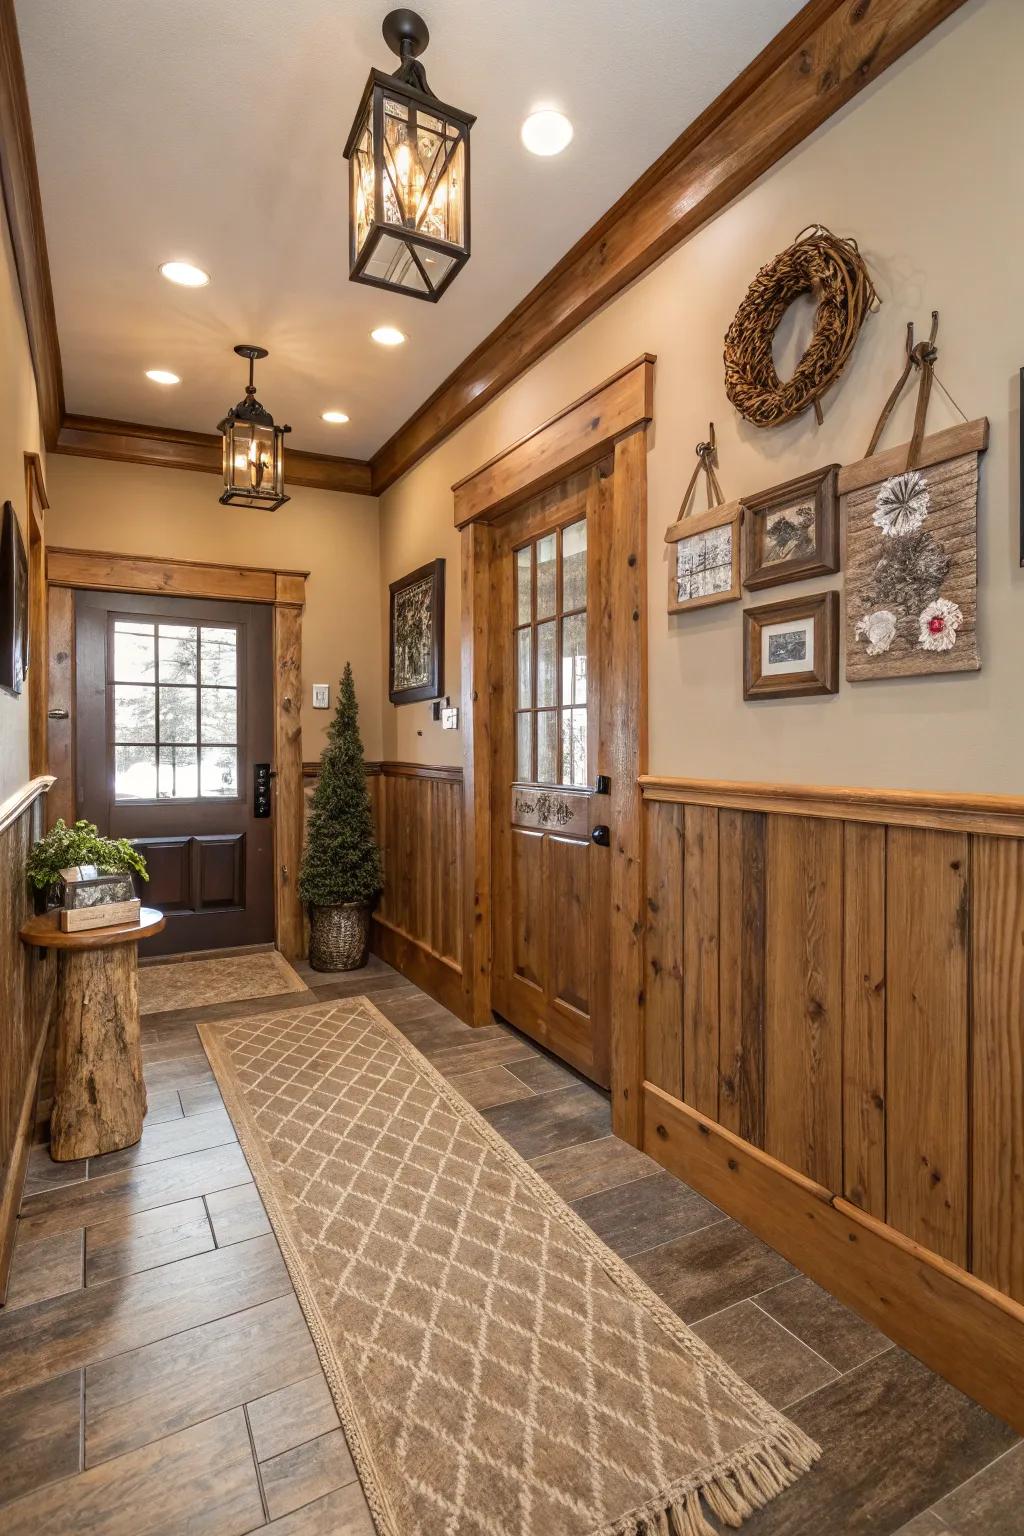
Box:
[723,224,879,428]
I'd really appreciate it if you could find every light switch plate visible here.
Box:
[441,706,459,730]
[312,684,330,709]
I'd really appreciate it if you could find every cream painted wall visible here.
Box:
[379,0,1024,793]
[0,199,45,803]
[44,455,384,762]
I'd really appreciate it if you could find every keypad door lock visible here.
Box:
[254,762,273,819]
[591,824,610,847]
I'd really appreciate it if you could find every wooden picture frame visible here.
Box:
[389,558,445,705]
[741,463,839,590]
[743,590,838,700]
[665,500,742,613]
[0,501,28,697]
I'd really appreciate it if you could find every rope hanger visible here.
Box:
[676,424,726,520]
[864,311,968,469]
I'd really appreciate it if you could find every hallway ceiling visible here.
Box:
[16,0,806,461]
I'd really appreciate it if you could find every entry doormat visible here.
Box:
[199,998,819,1536]
[138,948,308,1016]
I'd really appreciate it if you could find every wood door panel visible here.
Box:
[549,834,591,1016]
[511,828,545,990]
[135,838,192,913]
[196,835,245,909]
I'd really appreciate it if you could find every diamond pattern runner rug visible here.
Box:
[199,997,819,1536]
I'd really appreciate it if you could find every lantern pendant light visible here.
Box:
[217,345,291,511]
[343,9,474,301]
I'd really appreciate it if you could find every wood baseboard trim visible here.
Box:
[371,917,468,1022]
[639,776,1024,839]
[0,1019,49,1305]
[643,1084,1024,1433]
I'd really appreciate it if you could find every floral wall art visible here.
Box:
[842,431,985,682]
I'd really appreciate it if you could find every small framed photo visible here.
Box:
[0,501,28,697]
[665,501,742,614]
[741,464,839,590]
[743,590,839,700]
[389,558,445,705]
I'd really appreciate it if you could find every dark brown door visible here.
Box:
[75,590,274,956]
[490,461,612,1087]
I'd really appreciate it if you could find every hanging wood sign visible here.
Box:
[842,315,987,682]
[665,424,742,613]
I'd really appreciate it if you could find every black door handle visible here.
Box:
[592,825,610,847]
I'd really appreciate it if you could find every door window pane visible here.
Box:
[516,713,532,780]
[536,620,556,707]
[536,711,557,784]
[113,621,155,683]
[516,627,532,709]
[561,707,587,787]
[115,744,157,800]
[159,686,197,745]
[159,745,198,799]
[201,627,237,686]
[159,624,198,684]
[562,519,587,611]
[536,533,557,620]
[561,611,587,706]
[200,746,238,797]
[114,684,155,743]
[515,546,532,626]
[201,687,237,744]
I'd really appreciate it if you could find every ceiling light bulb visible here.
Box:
[321,410,350,424]
[145,368,180,385]
[159,260,210,288]
[371,326,406,347]
[521,109,573,157]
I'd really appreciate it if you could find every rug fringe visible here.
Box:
[598,1421,820,1535]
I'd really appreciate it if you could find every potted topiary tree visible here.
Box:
[299,662,383,971]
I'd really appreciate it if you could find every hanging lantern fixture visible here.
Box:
[343,9,474,301]
[217,345,291,511]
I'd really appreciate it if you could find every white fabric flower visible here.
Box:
[873,470,930,538]
[855,609,898,655]
[917,597,962,651]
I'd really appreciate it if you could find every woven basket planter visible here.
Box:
[308,901,370,973]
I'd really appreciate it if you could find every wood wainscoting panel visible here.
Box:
[640,777,1024,1330]
[367,763,467,1022]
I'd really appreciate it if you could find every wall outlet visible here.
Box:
[441,705,459,730]
[312,684,330,709]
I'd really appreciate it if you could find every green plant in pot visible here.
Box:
[26,818,149,910]
[300,662,383,971]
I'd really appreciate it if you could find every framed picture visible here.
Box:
[0,501,28,697]
[743,590,838,700]
[665,501,742,613]
[741,464,839,590]
[389,558,445,704]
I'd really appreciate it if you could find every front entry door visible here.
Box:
[490,461,612,1087]
[75,590,274,956]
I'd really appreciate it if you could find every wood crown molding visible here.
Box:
[452,356,654,527]
[55,415,374,497]
[369,0,970,493]
[639,775,1024,839]
[0,0,64,448]
[0,774,54,838]
[47,547,308,606]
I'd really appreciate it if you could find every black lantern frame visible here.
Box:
[343,10,475,302]
[217,345,291,512]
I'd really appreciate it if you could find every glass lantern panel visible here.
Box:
[351,105,374,257]
[380,92,465,250]
[363,230,429,293]
[230,424,280,498]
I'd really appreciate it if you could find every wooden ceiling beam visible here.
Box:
[368,0,970,494]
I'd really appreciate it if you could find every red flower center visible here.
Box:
[928,615,945,634]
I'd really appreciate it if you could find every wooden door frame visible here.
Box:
[454,355,654,1145]
[24,453,48,777]
[43,547,308,960]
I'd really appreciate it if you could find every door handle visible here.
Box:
[592,825,610,847]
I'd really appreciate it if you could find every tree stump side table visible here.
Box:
[19,907,166,1161]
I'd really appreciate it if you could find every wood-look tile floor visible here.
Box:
[0,955,1018,1534]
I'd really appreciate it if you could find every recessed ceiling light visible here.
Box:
[321,410,350,424]
[371,325,406,347]
[159,260,210,288]
[145,368,180,385]
[521,109,573,157]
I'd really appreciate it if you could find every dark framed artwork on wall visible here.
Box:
[389,558,445,704]
[0,500,28,697]
[741,463,839,590]
[743,589,838,700]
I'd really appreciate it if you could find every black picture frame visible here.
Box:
[0,501,28,697]
[389,558,445,705]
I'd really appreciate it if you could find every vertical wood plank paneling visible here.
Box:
[644,801,684,1098]
[971,836,1024,1301]
[887,827,969,1267]
[842,821,887,1218]
[273,603,304,961]
[682,804,719,1118]
[718,810,766,1146]
[764,815,843,1188]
